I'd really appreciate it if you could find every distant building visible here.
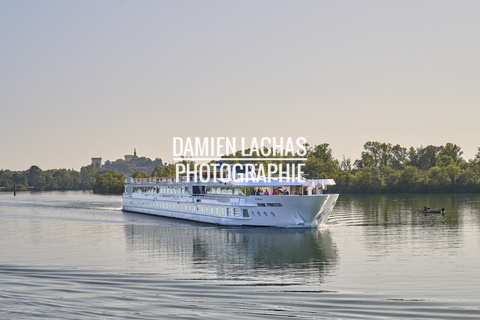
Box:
[90,149,163,175]
[124,148,139,162]
[91,157,102,169]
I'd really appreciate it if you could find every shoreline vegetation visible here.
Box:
[2,141,480,195]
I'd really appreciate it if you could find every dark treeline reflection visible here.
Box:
[332,193,480,228]
[330,193,480,264]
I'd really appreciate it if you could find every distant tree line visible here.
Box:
[1,166,83,192]
[310,142,480,194]
[2,142,480,194]
[0,165,124,194]
[0,156,165,195]
[213,141,480,193]
[0,163,171,195]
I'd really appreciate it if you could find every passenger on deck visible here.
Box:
[272,188,278,195]
[283,190,289,195]
[264,189,269,195]
[251,189,256,195]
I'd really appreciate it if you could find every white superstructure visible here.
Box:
[122,176,338,228]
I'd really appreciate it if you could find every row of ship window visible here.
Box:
[134,187,189,195]
[132,187,244,196]
[131,199,248,217]
[130,200,277,218]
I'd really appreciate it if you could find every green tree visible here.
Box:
[437,143,464,166]
[12,172,28,186]
[80,165,98,190]
[436,155,455,168]
[444,164,462,190]
[304,143,339,179]
[27,165,46,191]
[0,170,14,190]
[49,169,81,190]
[339,156,352,171]
[350,167,383,193]
[407,145,440,170]
[332,170,355,193]
[457,166,480,192]
[355,141,406,169]
[397,166,424,193]
[382,166,400,193]
[426,166,449,192]
[131,170,150,178]
[93,170,125,194]
[152,164,179,177]
[473,147,480,165]
[44,171,58,190]
[390,144,408,170]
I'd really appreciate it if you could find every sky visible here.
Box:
[1,0,479,171]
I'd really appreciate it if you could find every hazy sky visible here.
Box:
[1,0,479,171]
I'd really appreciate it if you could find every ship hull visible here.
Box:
[122,193,339,228]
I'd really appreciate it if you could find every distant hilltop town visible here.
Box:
[91,149,164,175]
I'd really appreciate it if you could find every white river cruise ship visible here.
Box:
[122,174,338,228]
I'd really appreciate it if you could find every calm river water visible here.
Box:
[1,191,479,319]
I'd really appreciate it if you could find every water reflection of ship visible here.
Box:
[124,223,338,282]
